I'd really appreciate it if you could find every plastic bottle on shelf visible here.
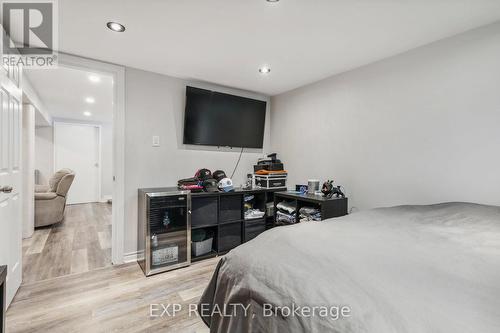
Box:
[151,234,158,248]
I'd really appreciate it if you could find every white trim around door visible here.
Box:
[58,53,126,265]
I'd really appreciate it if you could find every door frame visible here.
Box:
[57,53,126,265]
[53,121,102,204]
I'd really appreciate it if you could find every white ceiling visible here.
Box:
[26,66,114,123]
[56,0,500,95]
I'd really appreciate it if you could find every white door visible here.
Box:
[0,62,23,306]
[54,122,100,204]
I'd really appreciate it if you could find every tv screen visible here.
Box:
[183,86,267,148]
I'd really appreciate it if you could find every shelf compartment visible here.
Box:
[191,196,218,227]
[218,221,242,252]
[191,226,217,258]
[274,199,298,225]
[219,195,243,223]
[244,193,266,220]
[192,250,218,263]
[244,218,266,242]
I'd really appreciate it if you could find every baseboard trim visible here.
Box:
[123,251,138,263]
[99,195,112,203]
[123,250,145,263]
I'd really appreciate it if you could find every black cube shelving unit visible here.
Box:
[190,188,284,261]
[139,187,286,272]
[138,187,349,272]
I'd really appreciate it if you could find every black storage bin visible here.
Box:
[219,195,242,222]
[191,196,218,227]
[244,219,266,242]
[219,222,242,252]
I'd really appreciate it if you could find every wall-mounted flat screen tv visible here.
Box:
[183,86,267,148]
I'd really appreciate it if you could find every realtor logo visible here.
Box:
[1,0,58,68]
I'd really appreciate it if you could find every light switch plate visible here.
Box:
[152,136,160,147]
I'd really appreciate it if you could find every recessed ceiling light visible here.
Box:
[88,74,101,83]
[83,111,92,117]
[267,0,280,2]
[259,66,271,74]
[107,21,125,32]
[85,97,95,104]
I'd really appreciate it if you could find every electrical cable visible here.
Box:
[230,147,244,179]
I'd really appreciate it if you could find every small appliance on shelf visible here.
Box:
[254,153,284,172]
[253,153,287,189]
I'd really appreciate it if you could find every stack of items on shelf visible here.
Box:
[244,195,265,220]
[177,168,234,193]
[254,153,287,189]
[276,201,296,225]
[299,206,321,222]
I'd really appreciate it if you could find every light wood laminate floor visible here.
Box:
[6,258,218,333]
[22,203,112,283]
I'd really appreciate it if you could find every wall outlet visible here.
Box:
[152,136,160,147]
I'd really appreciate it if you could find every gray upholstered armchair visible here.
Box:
[35,169,75,227]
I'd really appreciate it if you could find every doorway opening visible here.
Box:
[23,65,114,283]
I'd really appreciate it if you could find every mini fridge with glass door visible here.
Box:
[138,188,191,276]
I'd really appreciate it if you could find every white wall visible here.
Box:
[35,121,113,201]
[23,76,52,127]
[35,126,54,185]
[123,68,271,255]
[271,22,500,210]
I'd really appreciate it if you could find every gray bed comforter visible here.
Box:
[198,202,500,333]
